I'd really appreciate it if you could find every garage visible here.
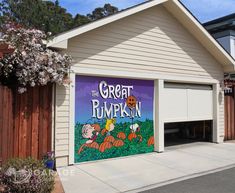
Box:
[49,0,235,166]
[163,83,213,146]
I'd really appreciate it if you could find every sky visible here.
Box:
[55,0,235,23]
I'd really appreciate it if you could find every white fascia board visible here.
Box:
[47,0,167,48]
[50,39,68,49]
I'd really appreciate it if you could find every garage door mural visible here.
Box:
[75,76,154,163]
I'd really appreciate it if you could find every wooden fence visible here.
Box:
[0,84,52,165]
[224,85,235,140]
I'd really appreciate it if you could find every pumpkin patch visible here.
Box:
[75,120,154,163]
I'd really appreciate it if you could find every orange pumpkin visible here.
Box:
[104,136,115,143]
[126,95,137,108]
[128,133,137,141]
[87,142,99,149]
[99,141,112,152]
[92,124,101,132]
[117,132,126,140]
[147,136,154,146]
[101,128,107,135]
[113,139,124,147]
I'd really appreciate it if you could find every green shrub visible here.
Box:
[0,158,55,193]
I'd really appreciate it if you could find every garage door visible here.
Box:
[163,83,213,123]
[74,76,154,163]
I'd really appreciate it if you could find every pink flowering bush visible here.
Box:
[0,23,71,93]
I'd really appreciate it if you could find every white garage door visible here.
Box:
[163,83,213,123]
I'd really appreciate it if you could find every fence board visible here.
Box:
[0,84,52,165]
[31,88,39,159]
[0,86,2,165]
[224,86,235,140]
[2,88,9,163]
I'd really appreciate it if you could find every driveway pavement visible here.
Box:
[141,167,235,193]
[57,142,235,193]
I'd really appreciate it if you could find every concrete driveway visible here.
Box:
[57,142,235,193]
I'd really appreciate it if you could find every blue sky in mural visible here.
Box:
[75,76,154,124]
[52,0,235,23]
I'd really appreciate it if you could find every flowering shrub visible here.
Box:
[0,23,72,93]
[0,158,55,193]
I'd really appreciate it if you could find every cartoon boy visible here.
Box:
[82,124,99,144]
[101,118,116,136]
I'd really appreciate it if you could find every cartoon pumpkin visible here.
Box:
[128,133,137,141]
[104,136,115,143]
[113,139,124,147]
[117,132,126,140]
[99,141,112,152]
[126,95,137,109]
[147,136,154,146]
[87,142,99,149]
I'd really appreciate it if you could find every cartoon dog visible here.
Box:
[130,123,140,133]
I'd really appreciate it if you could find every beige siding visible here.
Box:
[55,5,225,165]
[55,84,70,158]
[69,6,223,79]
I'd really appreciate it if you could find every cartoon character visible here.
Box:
[82,124,99,144]
[78,124,100,154]
[101,118,116,136]
[126,95,137,109]
[130,123,140,133]
[128,123,142,142]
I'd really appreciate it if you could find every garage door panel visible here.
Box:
[188,89,213,120]
[163,88,188,122]
[163,83,213,123]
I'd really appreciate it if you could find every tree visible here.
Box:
[87,4,118,21]
[73,14,90,28]
[0,0,74,35]
[0,1,120,34]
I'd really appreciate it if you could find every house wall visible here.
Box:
[231,36,235,58]
[217,36,231,55]
[55,5,225,167]
[216,35,235,59]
